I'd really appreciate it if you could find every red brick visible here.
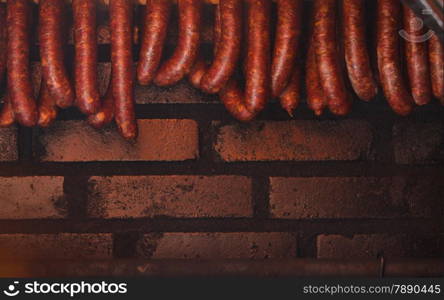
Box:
[136,232,297,259]
[213,120,373,161]
[317,234,444,259]
[0,177,66,219]
[0,234,113,260]
[393,121,444,164]
[87,176,252,218]
[0,127,18,161]
[35,120,199,162]
[269,176,444,219]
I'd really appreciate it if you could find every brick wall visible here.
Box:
[0,3,443,276]
[1,93,443,266]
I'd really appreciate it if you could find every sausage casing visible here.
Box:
[428,34,444,105]
[244,0,271,114]
[377,0,414,115]
[200,0,242,94]
[37,81,58,128]
[314,0,351,116]
[271,0,302,98]
[137,0,171,85]
[73,0,100,114]
[306,37,327,116]
[39,0,74,109]
[154,0,201,86]
[88,83,114,129]
[342,0,378,101]
[403,5,431,106]
[7,0,38,127]
[0,95,14,127]
[110,0,137,139]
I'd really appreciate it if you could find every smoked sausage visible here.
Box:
[154,0,201,86]
[279,63,301,116]
[219,0,271,121]
[270,0,302,98]
[0,95,14,127]
[137,0,171,85]
[110,0,137,140]
[244,0,271,114]
[37,81,58,128]
[428,33,444,104]
[313,0,351,116]
[73,0,100,114]
[377,0,414,115]
[200,0,242,94]
[342,0,378,101]
[306,37,327,116]
[403,5,431,105]
[88,83,114,129]
[39,0,74,109]
[7,0,38,127]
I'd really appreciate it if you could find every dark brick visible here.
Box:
[0,234,113,260]
[269,176,444,219]
[35,120,199,162]
[0,177,66,219]
[317,234,444,259]
[393,121,444,164]
[136,232,297,259]
[87,176,252,218]
[213,120,373,161]
[0,127,18,161]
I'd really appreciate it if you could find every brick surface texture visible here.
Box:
[393,121,444,164]
[0,127,18,161]
[213,120,373,161]
[35,120,199,162]
[0,177,66,219]
[317,234,444,259]
[136,232,297,259]
[87,176,253,218]
[269,176,444,219]
[0,234,113,260]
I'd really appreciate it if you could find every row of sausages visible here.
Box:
[0,0,443,140]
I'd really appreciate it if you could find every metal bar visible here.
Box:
[1,259,443,278]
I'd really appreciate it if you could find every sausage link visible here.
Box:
[110,0,137,140]
[187,2,221,89]
[37,81,57,128]
[200,0,242,94]
[403,5,431,106]
[219,79,257,122]
[0,4,6,84]
[428,33,444,104]
[342,0,378,101]
[88,83,114,129]
[0,95,15,127]
[270,0,302,98]
[245,0,271,114]
[279,63,301,116]
[188,59,207,89]
[154,0,201,86]
[7,0,38,127]
[219,0,270,121]
[137,0,171,85]
[314,0,351,116]
[39,0,74,109]
[306,38,327,116]
[377,0,414,115]
[73,0,100,114]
